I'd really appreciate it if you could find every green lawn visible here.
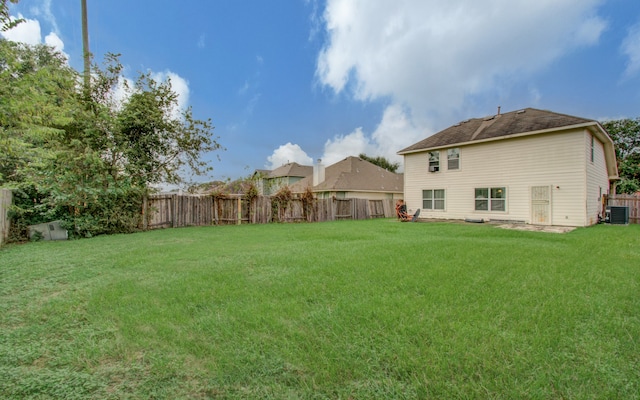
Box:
[1,219,639,399]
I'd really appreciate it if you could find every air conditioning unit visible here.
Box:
[28,220,68,241]
[428,166,438,172]
[609,206,629,225]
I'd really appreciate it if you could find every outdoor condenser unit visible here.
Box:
[28,220,68,240]
[609,206,629,225]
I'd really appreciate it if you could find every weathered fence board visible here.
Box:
[606,194,640,224]
[1,189,12,245]
[143,195,397,230]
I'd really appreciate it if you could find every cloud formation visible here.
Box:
[1,14,42,45]
[622,21,640,78]
[268,1,609,173]
[316,0,607,114]
[266,104,425,171]
[1,13,68,59]
[266,143,314,169]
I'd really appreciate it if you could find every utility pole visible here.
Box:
[81,0,90,96]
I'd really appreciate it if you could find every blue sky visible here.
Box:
[3,0,640,183]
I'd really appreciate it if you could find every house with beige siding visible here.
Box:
[254,162,313,195]
[288,156,404,200]
[398,108,619,227]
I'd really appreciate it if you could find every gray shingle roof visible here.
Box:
[398,108,595,153]
[289,156,403,193]
[268,162,313,178]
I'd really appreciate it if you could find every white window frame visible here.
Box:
[447,148,460,170]
[423,189,445,210]
[428,151,440,172]
[475,187,506,212]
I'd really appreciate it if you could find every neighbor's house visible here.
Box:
[257,156,403,200]
[255,162,313,195]
[397,108,619,227]
[289,156,404,200]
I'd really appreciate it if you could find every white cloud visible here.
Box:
[1,13,68,59]
[316,104,427,170]
[151,71,190,119]
[266,143,314,169]
[622,21,640,78]
[316,0,606,114]
[321,127,374,166]
[1,14,41,45]
[44,31,69,59]
[370,104,426,167]
[44,31,63,51]
[265,104,427,171]
[197,33,206,49]
[308,0,608,173]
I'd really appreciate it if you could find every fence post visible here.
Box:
[172,194,178,228]
[237,197,242,225]
[142,194,148,231]
[1,189,12,245]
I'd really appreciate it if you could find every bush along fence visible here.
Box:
[142,194,397,229]
[605,193,640,224]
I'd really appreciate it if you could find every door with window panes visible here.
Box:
[531,186,551,225]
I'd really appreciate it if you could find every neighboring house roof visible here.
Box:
[290,156,403,193]
[267,162,313,178]
[252,169,270,178]
[398,107,619,180]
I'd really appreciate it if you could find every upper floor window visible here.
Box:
[447,148,460,170]
[428,151,440,172]
[475,187,506,211]
[590,135,595,163]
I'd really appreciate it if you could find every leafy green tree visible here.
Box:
[358,153,400,173]
[602,118,640,194]
[1,42,221,238]
[1,0,22,32]
[0,40,79,185]
[117,72,219,186]
[46,54,221,237]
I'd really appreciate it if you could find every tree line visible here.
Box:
[601,119,640,194]
[1,4,221,239]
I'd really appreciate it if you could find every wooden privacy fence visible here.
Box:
[143,194,397,229]
[605,193,640,224]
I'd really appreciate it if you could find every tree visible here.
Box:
[1,0,22,32]
[0,40,80,185]
[116,71,220,186]
[1,43,222,238]
[602,118,640,194]
[358,153,400,173]
[46,54,221,237]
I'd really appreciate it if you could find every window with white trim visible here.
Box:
[423,189,445,210]
[447,148,460,170]
[590,135,595,162]
[428,151,440,172]
[475,187,506,211]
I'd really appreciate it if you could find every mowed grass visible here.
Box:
[1,219,639,399]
